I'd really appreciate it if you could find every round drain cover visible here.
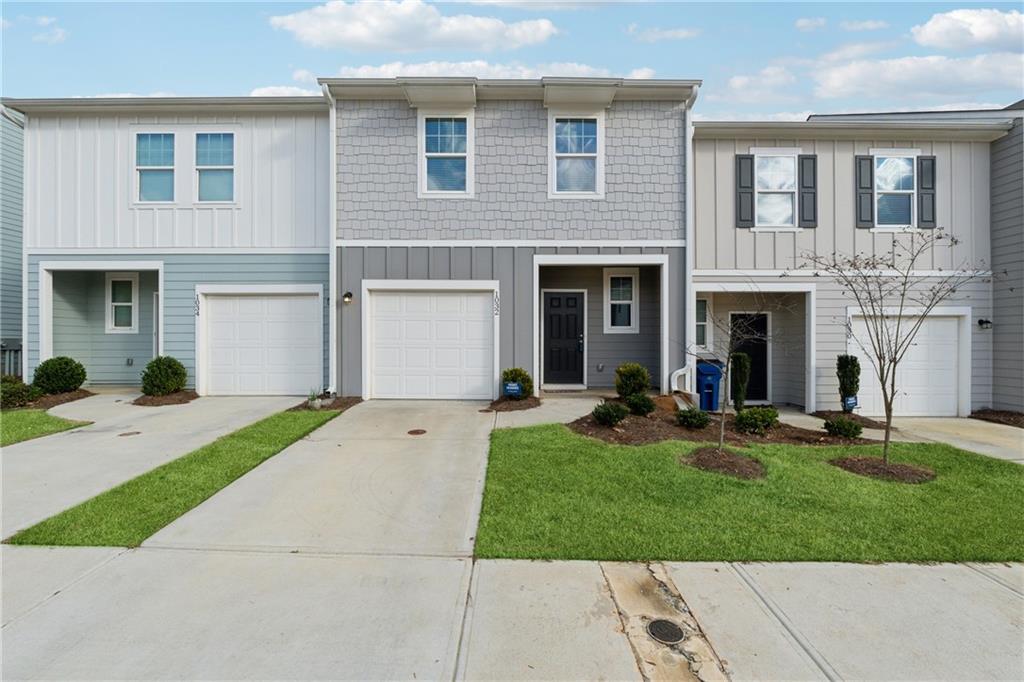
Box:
[647,619,684,645]
[407,429,427,436]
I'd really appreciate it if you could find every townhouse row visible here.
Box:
[1,78,1021,416]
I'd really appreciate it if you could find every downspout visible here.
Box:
[323,83,339,396]
[669,84,699,393]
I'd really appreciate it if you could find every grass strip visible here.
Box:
[1,409,89,447]
[6,409,339,547]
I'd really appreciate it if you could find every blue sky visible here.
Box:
[2,2,1021,119]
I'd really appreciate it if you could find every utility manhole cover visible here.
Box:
[647,619,684,645]
[407,429,427,436]
[118,431,141,437]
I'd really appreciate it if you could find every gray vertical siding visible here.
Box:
[1,109,23,345]
[990,117,1023,411]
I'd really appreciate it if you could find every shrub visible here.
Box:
[624,393,655,416]
[734,405,779,435]
[730,352,751,412]
[1,376,42,409]
[677,406,710,429]
[615,362,650,398]
[32,356,86,394]
[501,367,534,400]
[141,356,188,396]
[837,354,861,412]
[824,415,863,439]
[592,401,629,427]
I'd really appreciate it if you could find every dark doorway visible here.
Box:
[543,291,585,385]
[730,313,768,402]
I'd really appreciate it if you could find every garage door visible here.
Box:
[369,290,495,399]
[850,316,959,417]
[205,294,321,395]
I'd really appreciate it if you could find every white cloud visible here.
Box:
[795,17,826,32]
[269,0,557,51]
[332,60,655,79]
[35,16,57,26]
[626,23,698,43]
[32,26,67,44]
[814,52,1024,99]
[708,65,797,104]
[840,19,888,32]
[292,69,318,84]
[911,9,1023,50]
[0,18,11,29]
[249,86,321,97]
[820,41,891,62]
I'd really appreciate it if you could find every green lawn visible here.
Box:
[1,410,90,447]
[475,425,1024,563]
[6,409,339,547]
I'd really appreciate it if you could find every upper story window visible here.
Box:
[874,154,915,227]
[754,152,797,227]
[196,133,234,202]
[549,111,604,198]
[419,111,474,197]
[136,133,174,202]
[603,267,639,334]
[105,272,138,334]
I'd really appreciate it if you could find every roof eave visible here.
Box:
[1,96,328,114]
[693,120,1012,142]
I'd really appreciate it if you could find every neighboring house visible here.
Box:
[807,102,1024,413]
[691,118,1014,417]
[322,77,699,400]
[3,97,332,394]
[1,105,24,375]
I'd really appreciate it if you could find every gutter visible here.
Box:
[670,84,699,394]
[323,83,339,396]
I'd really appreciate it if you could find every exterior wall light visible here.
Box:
[342,291,353,304]
[978,319,993,329]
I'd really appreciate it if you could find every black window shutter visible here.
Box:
[798,154,817,228]
[918,156,937,229]
[736,154,755,228]
[855,155,874,228]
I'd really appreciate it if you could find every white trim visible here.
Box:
[324,83,339,395]
[728,311,772,405]
[133,131,175,205]
[870,148,920,229]
[602,267,639,334]
[152,292,160,356]
[682,99,696,393]
[548,108,605,199]
[417,108,475,198]
[104,272,140,334]
[193,131,236,205]
[692,269,991,279]
[750,227,804,233]
[536,254,668,267]
[540,289,588,388]
[749,147,801,229]
[696,281,817,293]
[336,239,686,248]
[360,279,501,401]
[193,283,324,397]
[695,297,712,351]
[28,248,329,255]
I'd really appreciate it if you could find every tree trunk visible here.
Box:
[718,363,729,454]
[882,399,894,465]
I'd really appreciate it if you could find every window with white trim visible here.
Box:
[105,272,139,334]
[419,111,473,196]
[196,132,234,202]
[549,111,604,197]
[603,268,639,334]
[874,153,916,227]
[754,152,797,227]
[695,298,711,350]
[136,133,174,202]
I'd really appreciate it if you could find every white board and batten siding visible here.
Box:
[24,112,330,250]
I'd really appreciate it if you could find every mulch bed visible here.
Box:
[830,456,936,484]
[970,409,1024,429]
[288,396,362,412]
[133,390,199,407]
[683,446,766,480]
[482,396,541,412]
[27,389,94,410]
[812,410,889,430]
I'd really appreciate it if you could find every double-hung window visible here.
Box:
[753,150,798,228]
[105,272,139,334]
[874,153,916,227]
[136,133,174,202]
[420,112,473,196]
[603,268,639,334]
[695,298,711,350]
[550,112,604,197]
[196,133,234,202]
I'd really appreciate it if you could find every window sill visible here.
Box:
[417,192,475,200]
[104,328,139,335]
[750,226,803,233]
[603,327,639,335]
[548,191,605,200]
[869,226,919,233]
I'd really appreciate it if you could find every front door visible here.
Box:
[731,313,768,402]
[543,291,584,385]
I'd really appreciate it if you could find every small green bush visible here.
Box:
[501,367,534,400]
[141,356,188,396]
[1,376,42,409]
[615,362,650,398]
[824,415,863,438]
[677,406,710,429]
[624,393,655,416]
[730,352,751,412]
[592,401,629,426]
[33,356,86,394]
[734,405,779,435]
[837,354,861,412]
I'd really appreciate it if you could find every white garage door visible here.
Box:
[369,290,495,399]
[205,294,322,395]
[851,316,959,417]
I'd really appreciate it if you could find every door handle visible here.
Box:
[577,334,584,352]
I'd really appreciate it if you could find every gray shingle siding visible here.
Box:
[336,99,686,240]
[1,109,24,346]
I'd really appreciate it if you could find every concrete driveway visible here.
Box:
[2,393,296,536]
[893,417,1023,463]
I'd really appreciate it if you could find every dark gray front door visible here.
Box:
[731,313,768,402]
[544,292,584,385]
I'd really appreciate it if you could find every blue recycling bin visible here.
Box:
[696,360,724,411]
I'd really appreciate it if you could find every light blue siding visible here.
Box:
[1,108,24,346]
[27,253,329,389]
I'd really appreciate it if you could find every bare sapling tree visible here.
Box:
[796,230,990,463]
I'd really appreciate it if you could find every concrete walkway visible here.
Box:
[2,393,296,537]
